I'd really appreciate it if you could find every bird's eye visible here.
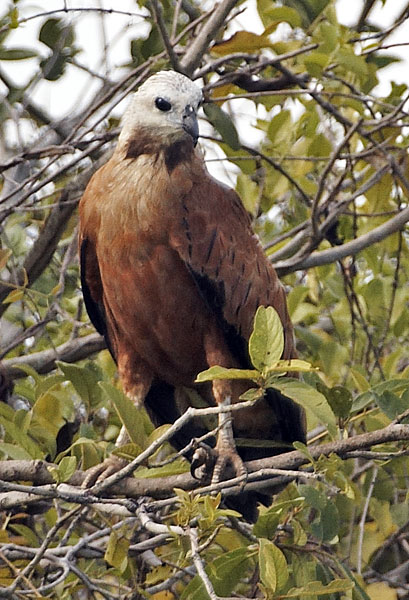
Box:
[155,97,172,112]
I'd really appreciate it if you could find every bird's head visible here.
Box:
[119,70,203,147]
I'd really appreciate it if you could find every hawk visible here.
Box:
[79,71,305,518]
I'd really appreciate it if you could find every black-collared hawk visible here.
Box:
[79,70,306,518]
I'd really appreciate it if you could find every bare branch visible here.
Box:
[1,332,105,378]
[149,0,181,71]
[274,203,409,275]
[181,0,240,76]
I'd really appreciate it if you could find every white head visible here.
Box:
[120,71,203,145]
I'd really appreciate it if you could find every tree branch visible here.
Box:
[1,332,105,378]
[1,423,408,503]
[180,0,240,76]
[274,203,409,275]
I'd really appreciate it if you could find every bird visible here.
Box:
[78,70,306,519]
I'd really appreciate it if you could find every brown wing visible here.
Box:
[169,173,295,363]
[169,170,306,445]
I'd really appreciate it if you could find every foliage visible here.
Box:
[0,0,409,598]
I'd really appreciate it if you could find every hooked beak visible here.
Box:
[182,105,199,146]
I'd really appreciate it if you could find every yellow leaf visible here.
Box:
[366,582,397,600]
[212,30,273,56]
[211,83,243,101]
[2,289,24,304]
[51,283,62,295]
[0,248,11,270]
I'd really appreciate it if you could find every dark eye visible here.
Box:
[155,97,172,112]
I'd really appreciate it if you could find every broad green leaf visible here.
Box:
[39,18,74,49]
[99,382,148,447]
[350,368,370,393]
[11,363,41,385]
[209,547,251,596]
[196,365,259,382]
[281,578,354,597]
[254,498,304,539]
[266,359,318,373]
[181,547,251,599]
[211,30,273,56]
[258,538,288,592]
[267,109,292,146]
[272,378,336,436]
[264,6,302,28]
[337,48,368,78]
[375,390,409,420]
[0,442,33,460]
[9,524,39,547]
[104,530,129,573]
[57,361,102,408]
[56,456,77,483]
[308,133,332,157]
[325,386,353,419]
[31,389,74,457]
[112,442,142,461]
[203,103,240,150]
[249,306,284,372]
[135,457,189,478]
[352,379,409,412]
[0,417,44,459]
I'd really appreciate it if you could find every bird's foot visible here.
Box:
[82,455,128,488]
[211,436,247,487]
[191,443,216,482]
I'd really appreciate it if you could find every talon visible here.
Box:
[211,444,247,487]
[82,455,128,488]
[191,444,215,482]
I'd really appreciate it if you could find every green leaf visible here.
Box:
[281,578,353,597]
[196,365,259,383]
[352,379,409,412]
[104,530,129,573]
[181,547,251,599]
[272,378,337,437]
[57,456,77,483]
[0,417,44,459]
[264,6,302,28]
[203,103,240,150]
[0,442,33,460]
[9,523,39,547]
[337,48,368,78]
[57,361,102,408]
[39,18,74,49]
[375,390,409,420]
[325,385,353,419]
[211,30,273,56]
[266,359,318,374]
[209,547,251,596]
[249,306,284,372]
[258,538,288,593]
[99,382,148,447]
[0,48,37,60]
[254,498,304,539]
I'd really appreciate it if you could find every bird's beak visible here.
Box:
[182,105,199,146]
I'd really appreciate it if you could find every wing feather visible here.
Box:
[170,177,295,364]
[170,172,306,445]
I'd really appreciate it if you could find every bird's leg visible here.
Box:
[211,379,246,486]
